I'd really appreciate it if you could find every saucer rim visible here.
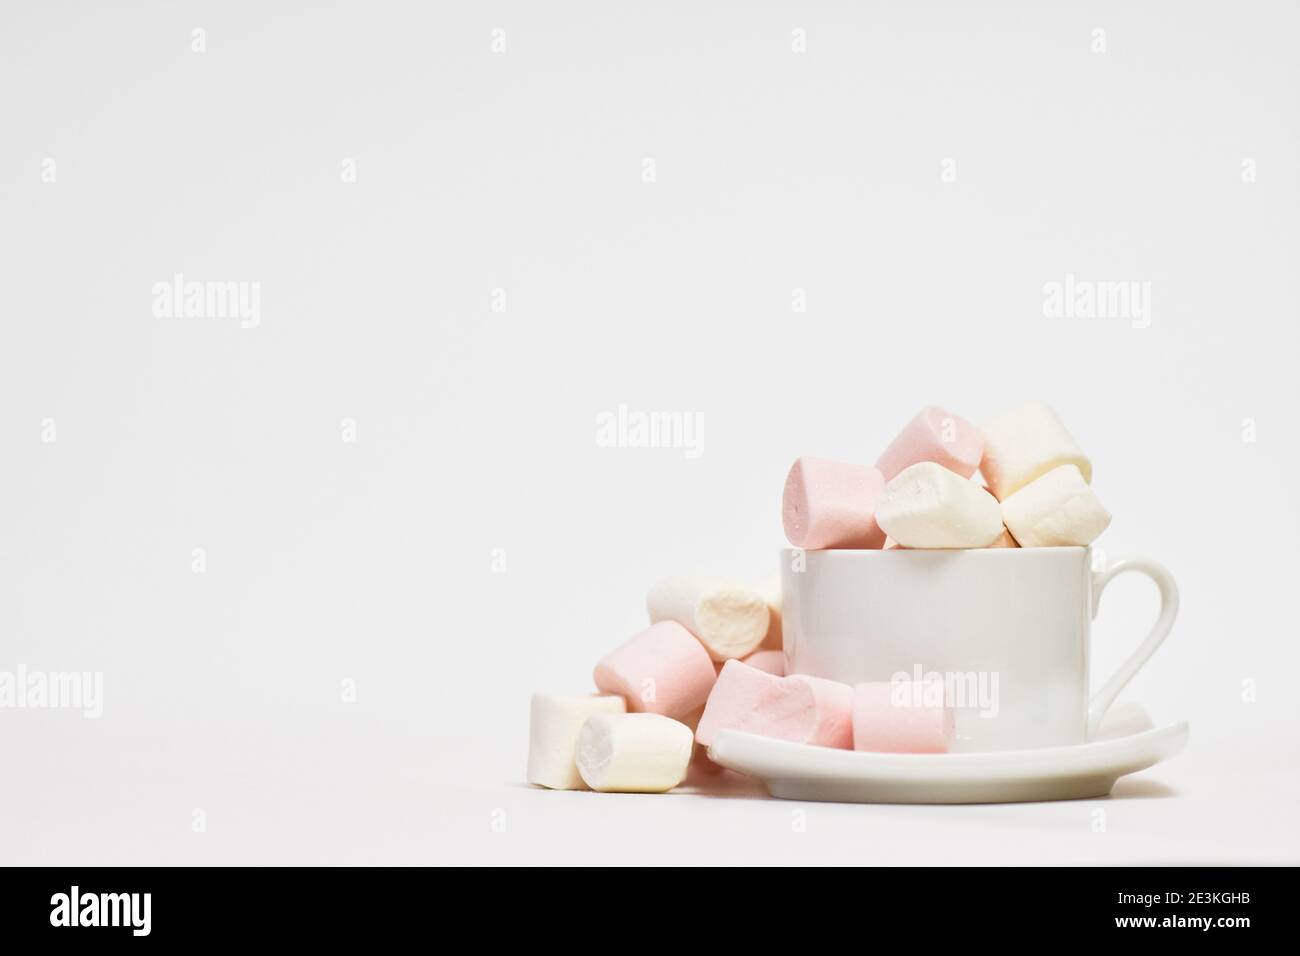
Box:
[708,719,1190,776]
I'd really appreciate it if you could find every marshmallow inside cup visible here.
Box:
[979,401,1092,501]
[782,457,887,550]
[1000,464,1111,548]
[876,405,984,482]
[874,462,1003,549]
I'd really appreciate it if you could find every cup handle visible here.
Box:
[1088,554,1180,738]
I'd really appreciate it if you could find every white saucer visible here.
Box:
[706,703,1188,804]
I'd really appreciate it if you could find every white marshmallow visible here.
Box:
[647,576,769,661]
[979,402,1092,500]
[875,462,1004,549]
[999,464,1111,547]
[527,693,626,790]
[576,713,694,793]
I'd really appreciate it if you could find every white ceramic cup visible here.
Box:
[782,547,1178,752]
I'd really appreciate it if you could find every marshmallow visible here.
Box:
[782,457,887,550]
[646,576,769,661]
[979,402,1092,500]
[527,693,627,790]
[696,660,853,750]
[1000,464,1112,548]
[758,572,782,650]
[742,649,786,676]
[852,681,953,754]
[876,406,984,481]
[576,713,694,793]
[593,621,717,720]
[987,526,1019,548]
[874,462,1003,549]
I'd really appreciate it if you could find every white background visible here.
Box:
[1,1,1296,864]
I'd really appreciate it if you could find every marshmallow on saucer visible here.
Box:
[783,457,887,550]
[646,576,769,661]
[980,402,1092,500]
[695,660,853,750]
[876,406,984,481]
[853,681,953,754]
[576,713,694,793]
[527,693,627,790]
[593,621,717,720]
[1000,464,1111,547]
[875,462,1003,549]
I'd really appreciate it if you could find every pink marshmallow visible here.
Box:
[593,621,717,721]
[782,457,887,550]
[875,406,984,482]
[852,681,954,754]
[742,649,786,676]
[695,660,853,749]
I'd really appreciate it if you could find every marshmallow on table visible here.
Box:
[576,713,694,793]
[646,576,769,661]
[853,681,953,754]
[1000,464,1111,547]
[696,660,853,750]
[527,693,627,790]
[874,462,1003,549]
[783,457,887,550]
[980,401,1092,500]
[876,406,984,481]
[742,649,786,676]
[593,621,717,720]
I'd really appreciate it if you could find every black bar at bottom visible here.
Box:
[0,866,1283,941]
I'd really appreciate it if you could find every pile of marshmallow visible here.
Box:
[527,402,1108,794]
[787,400,1109,550]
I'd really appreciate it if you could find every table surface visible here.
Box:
[4,712,1294,866]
